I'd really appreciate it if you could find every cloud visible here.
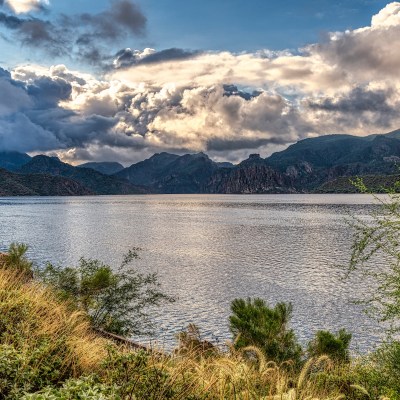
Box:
[2,3,400,163]
[4,0,48,14]
[0,12,69,55]
[0,0,146,61]
[113,47,202,69]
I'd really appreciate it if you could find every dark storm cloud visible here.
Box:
[27,76,72,108]
[308,87,395,114]
[113,47,201,69]
[207,137,282,152]
[0,11,23,29]
[0,67,116,152]
[0,12,68,55]
[0,0,147,63]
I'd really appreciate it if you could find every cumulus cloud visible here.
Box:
[2,3,400,163]
[4,0,48,14]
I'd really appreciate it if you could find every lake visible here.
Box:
[0,194,385,352]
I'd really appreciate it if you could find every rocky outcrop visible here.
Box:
[0,168,94,196]
[19,156,147,195]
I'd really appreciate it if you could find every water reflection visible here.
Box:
[0,194,384,351]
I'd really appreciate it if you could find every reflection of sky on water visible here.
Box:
[0,194,385,351]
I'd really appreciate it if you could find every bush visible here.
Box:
[0,269,107,399]
[37,250,174,336]
[229,298,302,366]
[21,376,120,400]
[307,329,352,363]
[1,243,33,276]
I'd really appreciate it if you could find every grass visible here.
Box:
[0,260,397,399]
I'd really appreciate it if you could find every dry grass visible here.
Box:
[0,268,374,399]
[0,269,108,376]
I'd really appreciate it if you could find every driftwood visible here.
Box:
[94,328,152,352]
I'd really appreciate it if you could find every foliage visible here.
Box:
[1,242,33,275]
[307,329,352,363]
[353,340,400,399]
[0,267,387,400]
[176,324,218,357]
[37,249,174,336]
[229,298,302,366]
[347,177,400,333]
[0,269,107,399]
[21,376,120,400]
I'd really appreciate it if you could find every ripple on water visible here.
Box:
[0,194,387,351]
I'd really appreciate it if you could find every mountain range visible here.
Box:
[1,129,400,196]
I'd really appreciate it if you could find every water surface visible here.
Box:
[0,194,384,351]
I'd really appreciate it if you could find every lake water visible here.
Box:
[0,194,385,352]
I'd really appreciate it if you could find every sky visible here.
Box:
[0,0,399,164]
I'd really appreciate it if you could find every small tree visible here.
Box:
[37,249,174,336]
[347,178,400,334]
[0,243,33,276]
[307,329,352,363]
[229,298,302,365]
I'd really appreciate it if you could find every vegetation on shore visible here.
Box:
[0,179,400,399]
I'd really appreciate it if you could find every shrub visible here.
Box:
[21,376,120,400]
[0,269,107,398]
[1,243,33,276]
[307,329,352,363]
[229,298,302,366]
[37,249,174,336]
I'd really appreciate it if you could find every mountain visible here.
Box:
[0,169,93,196]
[0,151,31,171]
[78,162,124,175]
[116,152,221,193]
[18,156,146,195]
[4,129,400,196]
[116,152,180,186]
[266,133,400,173]
[205,155,296,194]
[315,175,400,193]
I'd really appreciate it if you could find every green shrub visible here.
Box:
[21,376,120,400]
[37,250,174,336]
[1,243,33,276]
[307,329,352,363]
[229,298,302,366]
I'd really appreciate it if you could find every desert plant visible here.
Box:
[37,249,174,336]
[229,298,302,366]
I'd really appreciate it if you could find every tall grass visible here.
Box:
[0,268,108,397]
[0,267,389,399]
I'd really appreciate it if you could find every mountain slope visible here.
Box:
[115,152,180,186]
[0,169,93,196]
[117,152,220,193]
[18,156,146,195]
[78,162,124,175]
[0,151,31,171]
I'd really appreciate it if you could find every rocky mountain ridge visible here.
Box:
[1,129,400,195]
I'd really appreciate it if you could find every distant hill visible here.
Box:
[3,129,400,196]
[116,152,221,193]
[78,162,124,175]
[266,133,400,174]
[315,175,400,193]
[18,156,146,195]
[0,151,31,171]
[0,168,93,196]
[116,152,180,187]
